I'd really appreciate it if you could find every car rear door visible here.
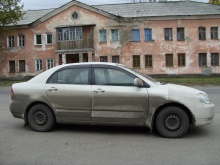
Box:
[91,65,149,126]
[45,65,92,124]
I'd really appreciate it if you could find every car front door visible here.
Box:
[91,65,149,126]
[45,66,92,124]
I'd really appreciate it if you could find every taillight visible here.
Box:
[11,88,16,100]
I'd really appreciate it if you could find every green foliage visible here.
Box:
[0,0,24,51]
[0,0,24,27]
[156,77,220,86]
[208,0,220,5]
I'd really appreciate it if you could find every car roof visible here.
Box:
[61,62,120,67]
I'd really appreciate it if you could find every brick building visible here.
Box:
[1,0,220,79]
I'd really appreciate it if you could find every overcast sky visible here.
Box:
[20,0,208,10]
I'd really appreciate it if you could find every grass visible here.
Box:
[0,77,220,87]
[155,77,220,86]
[0,80,25,87]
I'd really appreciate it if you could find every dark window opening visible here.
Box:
[100,56,108,62]
[211,53,219,66]
[211,27,218,40]
[9,61,15,72]
[145,55,153,67]
[199,27,206,40]
[19,60,25,72]
[178,53,185,66]
[177,28,185,41]
[112,56,120,63]
[165,28,173,41]
[133,55,140,68]
[165,54,173,67]
[199,53,207,67]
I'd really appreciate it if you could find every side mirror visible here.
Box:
[134,78,143,87]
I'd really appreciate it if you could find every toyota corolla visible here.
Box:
[10,62,215,138]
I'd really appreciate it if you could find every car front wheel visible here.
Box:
[156,106,189,138]
[28,104,56,132]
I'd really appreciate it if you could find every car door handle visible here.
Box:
[93,88,105,94]
[47,87,58,92]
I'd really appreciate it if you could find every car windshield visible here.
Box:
[118,65,158,84]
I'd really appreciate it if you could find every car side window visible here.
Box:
[48,68,89,85]
[94,68,135,86]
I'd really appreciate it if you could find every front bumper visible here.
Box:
[193,103,215,126]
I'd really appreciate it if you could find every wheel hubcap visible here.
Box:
[164,114,181,132]
[34,110,48,126]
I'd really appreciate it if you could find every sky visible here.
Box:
[20,0,208,10]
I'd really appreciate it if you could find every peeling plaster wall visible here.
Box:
[1,5,220,78]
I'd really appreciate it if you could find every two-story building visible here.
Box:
[1,0,220,79]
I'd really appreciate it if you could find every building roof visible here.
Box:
[94,1,220,18]
[15,9,55,26]
[12,1,220,26]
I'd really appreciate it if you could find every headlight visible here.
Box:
[197,93,211,104]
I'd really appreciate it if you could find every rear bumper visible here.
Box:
[9,100,25,119]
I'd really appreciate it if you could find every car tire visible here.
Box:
[156,106,189,138]
[28,104,56,132]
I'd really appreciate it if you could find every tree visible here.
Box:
[209,0,220,5]
[0,0,24,51]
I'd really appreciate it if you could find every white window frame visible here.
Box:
[35,59,43,71]
[46,59,54,70]
[46,33,53,45]
[17,35,25,47]
[7,36,14,48]
[99,29,107,42]
[34,34,42,45]
[111,29,119,42]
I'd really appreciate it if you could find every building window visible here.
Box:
[199,53,207,67]
[18,35,25,47]
[165,28,173,41]
[8,36,14,48]
[211,27,218,40]
[211,53,219,66]
[46,33,53,44]
[19,60,25,72]
[35,59,43,71]
[165,54,173,67]
[46,59,54,70]
[111,29,119,41]
[57,27,82,41]
[100,56,108,62]
[35,34,42,45]
[133,55,140,68]
[9,61,15,72]
[199,27,206,40]
[112,56,120,63]
[72,12,78,19]
[178,53,186,66]
[99,30,107,42]
[144,28,152,41]
[132,29,140,42]
[145,55,152,67]
[177,28,185,41]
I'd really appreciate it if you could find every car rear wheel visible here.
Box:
[28,104,55,132]
[156,106,189,138]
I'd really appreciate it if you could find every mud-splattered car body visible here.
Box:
[10,62,215,138]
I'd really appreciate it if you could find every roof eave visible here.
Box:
[39,1,120,23]
[121,14,220,21]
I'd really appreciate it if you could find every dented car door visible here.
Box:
[91,65,149,125]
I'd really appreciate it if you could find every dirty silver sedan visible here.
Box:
[10,63,215,138]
